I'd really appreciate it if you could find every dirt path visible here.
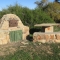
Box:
[0,40,29,56]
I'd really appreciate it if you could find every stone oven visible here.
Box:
[0,14,29,45]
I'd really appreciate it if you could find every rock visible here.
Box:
[56,34,60,40]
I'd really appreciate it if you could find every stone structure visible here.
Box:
[33,32,60,43]
[33,23,60,43]
[0,14,29,45]
[34,23,60,32]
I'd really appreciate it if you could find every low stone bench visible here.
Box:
[33,32,60,43]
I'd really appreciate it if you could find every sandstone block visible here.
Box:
[38,39,46,43]
[44,34,50,40]
[50,34,55,40]
[56,34,60,40]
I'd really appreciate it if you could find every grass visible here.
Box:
[54,26,60,32]
[0,42,60,60]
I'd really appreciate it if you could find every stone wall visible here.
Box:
[0,31,10,45]
[33,32,60,43]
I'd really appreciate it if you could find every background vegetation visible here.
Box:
[0,0,60,33]
[0,4,54,28]
[0,0,57,27]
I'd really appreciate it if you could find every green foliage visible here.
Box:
[54,26,60,32]
[43,2,60,22]
[0,3,54,28]
[35,0,48,8]
[21,7,34,27]
[32,9,54,27]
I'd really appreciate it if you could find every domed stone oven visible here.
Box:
[0,14,29,45]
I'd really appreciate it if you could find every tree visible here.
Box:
[43,2,60,22]
[35,0,48,8]
[21,7,34,27]
[55,0,60,3]
[33,9,54,24]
